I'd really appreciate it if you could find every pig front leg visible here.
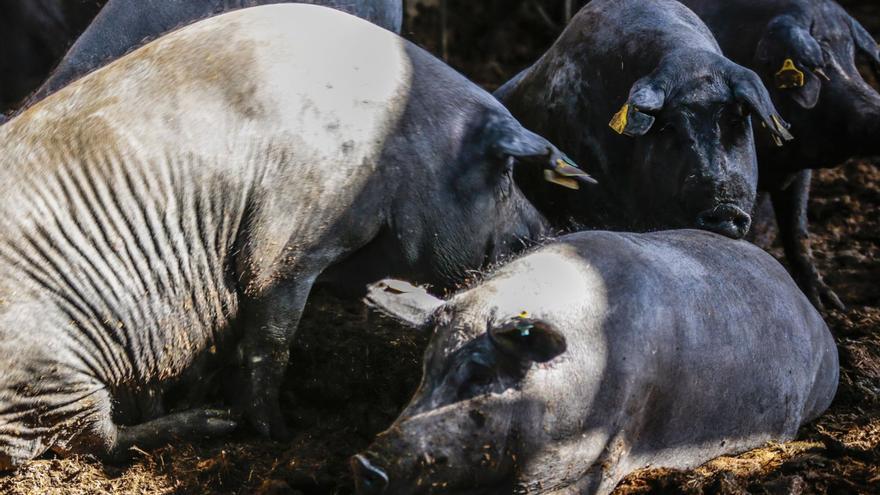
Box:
[772,170,844,311]
[236,276,316,440]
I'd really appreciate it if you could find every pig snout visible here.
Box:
[696,203,752,239]
[351,454,389,494]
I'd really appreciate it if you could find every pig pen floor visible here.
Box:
[0,159,878,494]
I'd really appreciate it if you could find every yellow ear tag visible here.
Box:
[775,58,805,89]
[544,169,580,190]
[518,311,530,319]
[609,103,629,134]
[771,114,784,131]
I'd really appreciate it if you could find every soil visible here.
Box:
[1,1,879,494]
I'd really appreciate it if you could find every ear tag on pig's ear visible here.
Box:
[609,103,630,134]
[610,103,655,136]
[514,311,533,336]
[544,170,579,190]
[768,114,792,146]
[543,157,596,190]
[775,59,805,89]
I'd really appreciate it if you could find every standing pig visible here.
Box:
[0,4,588,469]
[356,230,838,494]
[24,0,403,104]
[679,0,880,310]
[495,0,793,239]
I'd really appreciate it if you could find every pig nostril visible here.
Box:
[351,454,389,494]
[695,204,751,239]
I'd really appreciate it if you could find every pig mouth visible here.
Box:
[351,454,389,494]
[695,203,752,239]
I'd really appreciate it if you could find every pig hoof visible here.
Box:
[171,408,239,438]
[197,409,240,436]
[803,276,845,312]
[818,283,845,312]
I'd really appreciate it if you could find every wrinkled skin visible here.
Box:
[679,0,880,310]
[19,0,402,106]
[0,5,584,470]
[495,0,795,240]
[0,0,104,112]
[356,230,838,494]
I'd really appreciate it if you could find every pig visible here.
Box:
[0,4,589,469]
[23,0,403,104]
[495,0,794,240]
[678,0,880,310]
[355,229,839,494]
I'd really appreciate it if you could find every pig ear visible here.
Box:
[609,78,665,137]
[754,15,824,109]
[492,123,597,190]
[365,279,445,329]
[850,18,880,68]
[489,314,567,364]
[732,69,795,146]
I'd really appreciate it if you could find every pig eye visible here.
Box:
[501,156,516,175]
[496,169,514,199]
[658,122,675,134]
[455,359,497,401]
[725,105,748,125]
[466,360,495,385]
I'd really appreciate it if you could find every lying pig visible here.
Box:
[495,0,793,239]
[356,230,838,494]
[0,4,588,469]
[679,0,880,310]
[26,0,403,104]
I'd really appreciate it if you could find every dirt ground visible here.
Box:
[1,2,879,494]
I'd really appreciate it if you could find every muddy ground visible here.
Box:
[1,1,879,494]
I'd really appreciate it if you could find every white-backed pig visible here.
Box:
[24,0,403,105]
[0,4,589,469]
[355,230,838,494]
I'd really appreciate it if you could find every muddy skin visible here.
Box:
[495,0,793,241]
[357,230,837,494]
[679,0,880,311]
[0,4,584,470]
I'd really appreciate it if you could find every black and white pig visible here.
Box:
[495,0,794,240]
[355,230,839,494]
[0,4,589,469]
[22,0,403,105]
[679,0,880,310]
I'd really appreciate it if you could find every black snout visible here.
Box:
[351,454,389,494]
[696,204,751,239]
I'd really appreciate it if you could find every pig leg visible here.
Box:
[772,170,844,311]
[64,389,237,462]
[103,408,238,462]
[236,276,316,440]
